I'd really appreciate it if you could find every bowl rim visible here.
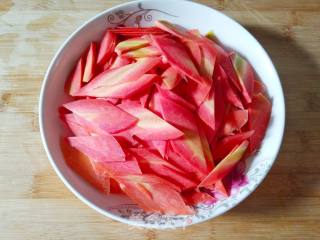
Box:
[39,0,285,228]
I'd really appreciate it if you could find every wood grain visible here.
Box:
[0,0,319,239]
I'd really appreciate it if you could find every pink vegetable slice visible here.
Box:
[152,36,204,84]
[198,122,214,170]
[183,190,214,205]
[166,145,204,180]
[230,53,254,103]
[253,79,266,95]
[199,44,216,80]
[61,138,110,193]
[185,40,202,67]
[83,42,97,83]
[161,66,182,90]
[109,27,166,36]
[116,174,194,214]
[217,65,244,109]
[155,20,192,39]
[75,57,160,97]
[212,131,254,162]
[130,148,197,190]
[170,129,208,175]
[84,74,158,99]
[223,109,249,136]
[115,37,149,54]
[68,134,125,162]
[248,93,271,152]
[157,85,196,111]
[198,86,215,131]
[151,140,167,158]
[157,94,198,131]
[66,57,84,96]
[64,113,92,136]
[122,46,161,59]
[118,101,184,141]
[97,31,117,67]
[199,140,249,188]
[63,99,138,134]
[175,77,211,107]
[110,56,131,69]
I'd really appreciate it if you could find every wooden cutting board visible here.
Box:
[0,0,319,239]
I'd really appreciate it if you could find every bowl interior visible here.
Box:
[40,0,285,228]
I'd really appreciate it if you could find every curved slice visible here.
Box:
[212,131,254,162]
[130,148,197,190]
[66,57,84,96]
[199,140,249,188]
[97,31,117,67]
[152,36,204,84]
[116,174,194,214]
[83,42,97,83]
[248,93,272,152]
[115,37,149,54]
[170,130,208,174]
[223,109,249,136]
[68,134,125,162]
[75,57,160,97]
[161,66,182,90]
[118,101,184,141]
[63,99,138,134]
[230,53,254,103]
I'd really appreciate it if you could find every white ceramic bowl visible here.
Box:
[39,0,285,229]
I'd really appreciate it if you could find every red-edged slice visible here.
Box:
[155,20,192,39]
[166,145,205,180]
[157,94,198,131]
[109,27,166,36]
[110,56,131,69]
[185,40,202,67]
[97,31,117,67]
[61,138,110,193]
[223,109,249,136]
[115,37,149,54]
[116,174,194,214]
[151,140,167,158]
[161,66,182,90]
[199,44,216,80]
[130,148,197,190]
[157,85,196,111]
[230,53,254,103]
[175,77,211,107]
[118,101,184,141]
[248,93,271,152]
[198,86,215,131]
[123,46,160,59]
[63,113,92,136]
[171,129,208,175]
[152,36,204,84]
[63,99,138,134]
[212,131,254,162]
[66,57,84,96]
[75,57,160,97]
[253,79,266,95]
[198,122,214,170]
[182,190,214,205]
[199,140,249,188]
[68,134,125,162]
[83,42,97,83]
[86,74,158,99]
[217,65,244,109]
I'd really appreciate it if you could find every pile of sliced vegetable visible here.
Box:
[61,21,271,215]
